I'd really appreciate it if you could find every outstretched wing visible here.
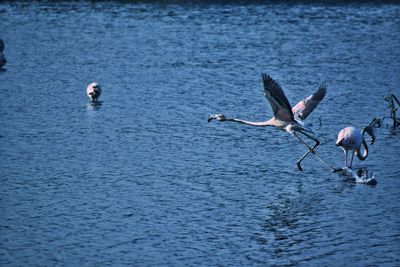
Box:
[261,73,294,122]
[292,84,326,121]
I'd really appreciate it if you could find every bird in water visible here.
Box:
[0,39,7,69]
[382,94,400,128]
[336,125,376,168]
[208,73,329,171]
[86,82,102,103]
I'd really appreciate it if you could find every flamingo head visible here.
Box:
[208,114,226,122]
[91,83,101,92]
[362,126,376,145]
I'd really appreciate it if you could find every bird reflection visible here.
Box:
[382,94,400,128]
[86,101,103,111]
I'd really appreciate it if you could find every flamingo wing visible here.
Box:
[261,73,294,122]
[292,84,326,121]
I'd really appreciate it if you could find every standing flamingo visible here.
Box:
[336,125,375,168]
[86,82,102,103]
[208,73,331,171]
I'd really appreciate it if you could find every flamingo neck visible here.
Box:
[224,118,273,127]
[355,140,368,161]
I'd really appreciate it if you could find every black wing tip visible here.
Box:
[261,73,278,89]
[319,83,327,91]
[313,84,327,100]
[261,73,272,82]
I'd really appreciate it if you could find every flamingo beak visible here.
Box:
[364,126,376,145]
[370,133,376,145]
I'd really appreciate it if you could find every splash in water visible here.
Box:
[339,167,377,185]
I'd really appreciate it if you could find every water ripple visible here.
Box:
[1,1,399,266]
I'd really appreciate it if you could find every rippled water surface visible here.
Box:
[1,1,400,266]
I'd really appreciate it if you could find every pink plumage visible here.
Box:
[336,126,375,168]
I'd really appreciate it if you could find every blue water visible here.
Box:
[1,1,400,266]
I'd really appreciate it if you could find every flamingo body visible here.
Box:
[87,82,102,103]
[336,127,363,151]
[336,126,375,168]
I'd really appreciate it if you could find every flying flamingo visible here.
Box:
[336,125,376,168]
[208,73,331,171]
[87,82,102,103]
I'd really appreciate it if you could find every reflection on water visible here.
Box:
[0,1,399,266]
[86,101,103,111]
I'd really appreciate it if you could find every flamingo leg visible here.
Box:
[293,133,319,170]
[292,131,334,171]
[349,151,355,168]
[332,150,348,172]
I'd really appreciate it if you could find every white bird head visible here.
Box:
[90,82,101,91]
[208,114,226,122]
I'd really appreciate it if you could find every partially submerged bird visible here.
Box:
[336,125,375,168]
[382,94,400,128]
[86,82,102,103]
[0,39,7,69]
[208,73,328,171]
